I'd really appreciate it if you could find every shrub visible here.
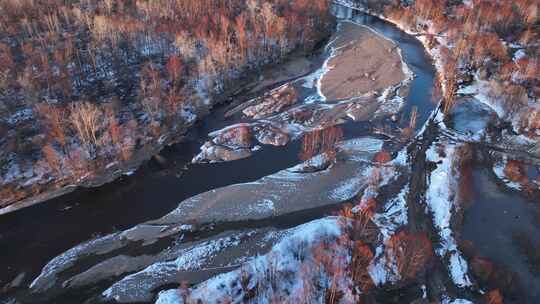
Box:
[385,231,434,281]
[69,102,102,152]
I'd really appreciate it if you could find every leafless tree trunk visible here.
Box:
[70,102,101,153]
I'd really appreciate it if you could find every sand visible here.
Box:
[321,22,406,100]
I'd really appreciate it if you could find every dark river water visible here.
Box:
[462,164,540,303]
[2,5,537,304]
[1,7,433,301]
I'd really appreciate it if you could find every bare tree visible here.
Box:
[70,102,101,152]
[35,103,68,150]
[42,144,62,176]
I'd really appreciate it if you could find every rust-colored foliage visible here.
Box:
[408,106,418,130]
[311,241,350,304]
[166,54,183,83]
[69,102,102,150]
[0,42,13,73]
[520,107,540,136]
[381,0,536,119]
[311,239,348,304]
[470,256,494,283]
[361,198,378,218]
[443,58,458,114]
[65,148,90,176]
[325,287,344,304]
[484,289,504,304]
[340,197,377,225]
[106,107,121,149]
[0,0,335,201]
[35,104,68,149]
[351,241,375,293]
[42,144,62,176]
[373,151,392,164]
[312,242,344,275]
[458,162,474,205]
[504,160,528,184]
[338,203,355,219]
[386,231,434,281]
[350,208,380,246]
[299,126,343,161]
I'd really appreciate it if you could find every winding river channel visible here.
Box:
[1,4,539,304]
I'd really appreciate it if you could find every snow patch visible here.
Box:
[449,252,472,288]
[425,142,472,288]
[368,246,400,285]
[373,185,409,242]
[155,217,351,303]
[155,290,183,304]
[493,158,522,190]
[103,231,256,301]
[330,176,366,201]
[30,234,119,292]
[249,199,275,214]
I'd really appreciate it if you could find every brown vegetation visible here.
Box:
[484,289,504,304]
[503,160,528,184]
[351,240,375,293]
[373,150,392,164]
[0,0,334,208]
[299,126,344,161]
[377,0,539,124]
[385,231,434,282]
[69,102,102,153]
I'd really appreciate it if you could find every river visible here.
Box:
[1,4,539,304]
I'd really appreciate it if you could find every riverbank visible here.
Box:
[192,20,413,164]
[0,12,440,303]
[334,0,539,151]
[0,25,334,216]
[154,6,540,304]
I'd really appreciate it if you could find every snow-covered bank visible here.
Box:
[425,142,472,288]
[155,217,352,304]
[27,137,389,300]
[333,0,539,146]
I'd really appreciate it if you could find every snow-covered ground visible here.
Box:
[155,217,353,304]
[425,141,472,288]
[18,4,538,304]
[28,137,388,301]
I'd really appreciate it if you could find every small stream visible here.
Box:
[2,5,538,304]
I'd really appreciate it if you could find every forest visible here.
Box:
[0,1,539,303]
[0,0,333,208]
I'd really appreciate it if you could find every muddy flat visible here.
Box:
[321,22,406,100]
